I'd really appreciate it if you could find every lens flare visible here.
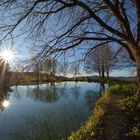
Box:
[0,47,16,63]
[2,100,9,108]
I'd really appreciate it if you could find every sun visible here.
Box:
[2,100,10,108]
[0,47,16,63]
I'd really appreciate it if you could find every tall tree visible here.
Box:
[44,58,57,76]
[85,45,116,79]
[58,61,69,77]
[0,1,140,91]
[70,62,80,77]
[33,62,42,82]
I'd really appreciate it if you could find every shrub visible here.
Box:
[107,84,136,97]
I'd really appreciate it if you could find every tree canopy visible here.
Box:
[0,0,140,88]
[85,45,117,79]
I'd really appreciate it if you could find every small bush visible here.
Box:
[107,84,136,97]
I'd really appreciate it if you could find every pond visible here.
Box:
[0,82,103,140]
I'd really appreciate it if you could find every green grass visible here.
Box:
[68,84,140,140]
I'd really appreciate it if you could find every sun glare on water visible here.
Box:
[2,100,10,108]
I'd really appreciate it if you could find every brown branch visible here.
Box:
[72,0,127,40]
[135,0,140,43]
[103,0,134,40]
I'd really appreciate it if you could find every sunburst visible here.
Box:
[2,100,10,108]
[0,47,17,63]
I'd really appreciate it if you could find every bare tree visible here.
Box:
[104,47,118,79]
[85,46,117,80]
[44,58,57,76]
[58,61,69,77]
[0,1,139,91]
[70,61,80,77]
[32,62,42,82]
[13,63,24,73]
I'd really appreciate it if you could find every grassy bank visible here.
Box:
[68,84,140,140]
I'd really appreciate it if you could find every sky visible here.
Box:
[1,31,136,77]
[0,0,136,77]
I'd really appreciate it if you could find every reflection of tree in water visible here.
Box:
[85,83,107,112]
[11,103,87,140]
[57,82,68,98]
[100,83,106,95]
[12,86,23,100]
[26,82,83,103]
[10,83,104,140]
[58,82,81,100]
[85,89,101,112]
[27,83,59,103]
[70,83,81,100]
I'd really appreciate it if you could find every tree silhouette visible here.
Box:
[85,45,117,80]
[0,1,139,90]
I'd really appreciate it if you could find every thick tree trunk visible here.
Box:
[123,44,140,95]
[36,72,39,85]
[134,49,140,94]
[136,62,140,93]
[101,64,105,79]
[106,69,109,80]
[98,66,101,78]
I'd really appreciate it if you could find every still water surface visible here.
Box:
[0,82,102,140]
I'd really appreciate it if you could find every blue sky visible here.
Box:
[0,1,136,77]
[1,37,135,77]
